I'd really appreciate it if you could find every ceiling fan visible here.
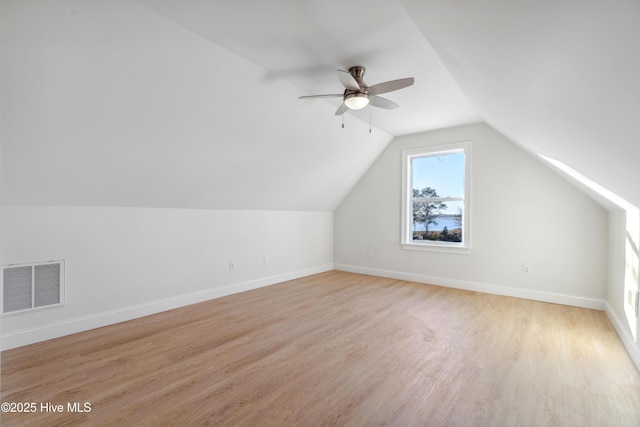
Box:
[299,66,415,115]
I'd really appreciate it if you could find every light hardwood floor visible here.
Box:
[2,271,640,426]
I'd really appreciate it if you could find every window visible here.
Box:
[401,142,470,253]
[2,261,65,314]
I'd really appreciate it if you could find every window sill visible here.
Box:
[401,242,471,255]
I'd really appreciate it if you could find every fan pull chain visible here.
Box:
[342,114,344,129]
[369,108,372,134]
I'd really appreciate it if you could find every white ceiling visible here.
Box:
[401,0,640,208]
[136,0,640,208]
[135,0,481,136]
[2,0,638,211]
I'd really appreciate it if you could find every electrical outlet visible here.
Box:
[229,262,236,271]
[367,249,374,258]
[264,255,270,265]
[522,264,532,275]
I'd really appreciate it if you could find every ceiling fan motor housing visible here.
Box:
[343,66,370,109]
[348,66,367,86]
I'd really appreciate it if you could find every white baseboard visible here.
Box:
[7,263,639,374]
[335,264,640,372]
[604,302,640,372]
[334,264,606,310]
[0,264,334,351]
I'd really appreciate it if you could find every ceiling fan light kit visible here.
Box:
[344,92,370,110]
[299,66,414,117]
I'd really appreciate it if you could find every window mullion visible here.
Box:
[412,197,464,203]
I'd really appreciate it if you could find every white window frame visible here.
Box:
[401,141,471,254]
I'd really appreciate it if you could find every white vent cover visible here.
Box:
[2,261,65,314]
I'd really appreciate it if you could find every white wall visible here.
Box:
[605,206,640,369]
[526,154,640,369]
[334,123,608,305]
[0,206,333,349]
[607,209,630,321]
[607,209,631,327]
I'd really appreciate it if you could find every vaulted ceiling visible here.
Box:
[2,0,638,210]
[401,0,640,209]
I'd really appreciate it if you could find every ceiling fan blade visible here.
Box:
[367,77,414,96]
[299,94,343,99]
[337,70,360,91]
[335,103,349,116]
[369,96,399,110]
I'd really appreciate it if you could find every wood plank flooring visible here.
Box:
[2,271,640,426]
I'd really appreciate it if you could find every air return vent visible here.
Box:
[2,261,65,314]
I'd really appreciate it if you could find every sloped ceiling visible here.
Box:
[401,0,640,208]
[0,0,477,211]
[2,0,637,211]
[133,0,480,136]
